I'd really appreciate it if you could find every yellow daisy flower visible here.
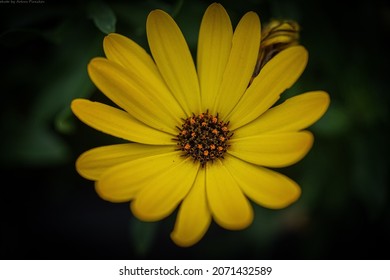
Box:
[71,2,330,247]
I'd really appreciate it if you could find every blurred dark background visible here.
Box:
[1,0,389,259]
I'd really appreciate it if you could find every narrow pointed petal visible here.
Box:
[228,46,308,130]
[171,168,211,247]
[103,33,185,120]
[214,11,261,118]
[228,131,313,167]
[88,58,180,134]
[71,99,175,145]
[206,160,253,230]
[76,143,174,181]
[147,9,201,116]
[197,3,233,110]
[235,91,330,137]
[224,155,301,209]
[96,151,183,203]
[131,157,200,222]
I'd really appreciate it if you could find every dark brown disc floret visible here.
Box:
[174,111,233,167]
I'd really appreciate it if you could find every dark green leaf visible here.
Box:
[130,218,158,257]
[1,115,70,166]
[87,0,116,34]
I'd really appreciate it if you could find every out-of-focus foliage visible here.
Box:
[0,0,389,259]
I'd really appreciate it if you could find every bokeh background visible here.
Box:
[1,0,389,259]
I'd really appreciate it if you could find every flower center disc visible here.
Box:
[175,111,233,167]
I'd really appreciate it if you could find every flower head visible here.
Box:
[71,3,330,247]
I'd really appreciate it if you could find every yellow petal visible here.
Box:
[147,9,201,116]
[171,168,211,247]
[103,33,185,120]
[235,91,330,137]
[228,131,313,167]
[71,99,175,145]
[131,157,200,222]
[96,151,181,203]
[228,46,308,130]
[104,33,159,76]
[206,159,253,230]
[88,58,179,134]
[214,11,261,118]
[76,143,174,181]
[197,3,233,110]
[224,155,301,209]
